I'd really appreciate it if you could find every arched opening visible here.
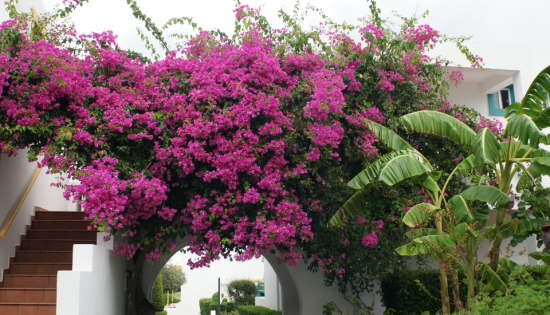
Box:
[140,241,300,315]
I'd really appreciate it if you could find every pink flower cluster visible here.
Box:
[0,13,463,268]
[477,117,504,135]
[377,70,404,92]
[359,24,384,41]
[404,24,440,50]
[448,69,464,86]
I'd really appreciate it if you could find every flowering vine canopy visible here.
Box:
[0,0,493,295]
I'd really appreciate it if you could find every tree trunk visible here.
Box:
[439,260,451,314]
[126,252,158,315]
[450,267,463,313]
[488,209,505,271]
[466,260,476,310]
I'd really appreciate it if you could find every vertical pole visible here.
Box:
[217,277,221,315]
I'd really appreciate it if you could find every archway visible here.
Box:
[140,240,300,315]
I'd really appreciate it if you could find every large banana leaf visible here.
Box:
[400,110,477,149]
[378,154,432,186]
[328,190,368,227]
[405,228,438,240]
[395,241,430,256]
[396,234,455,256]
[347,149,425,189]
[504,114,543,148]
[505,65,550,128]
[456,154,485,171]
[402,203,439,227]
[473,128,501,163]
[419,173,441,194]
[480,263,507,291]
[448,195,474,223]
[517,157,550,189]
[364,120,413,151]
[461,185,512,207]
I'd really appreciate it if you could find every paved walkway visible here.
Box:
[165,302,188,315]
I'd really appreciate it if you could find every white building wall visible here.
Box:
[255,260,281,311]
[271,259,384,315]
[447,81,489,117]
[56,234,126,315]
[0,152,76,281]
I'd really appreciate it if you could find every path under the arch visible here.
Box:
[164,252,265,315]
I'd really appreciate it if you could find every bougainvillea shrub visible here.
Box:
[0,1,492,298]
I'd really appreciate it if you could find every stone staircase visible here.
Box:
[0,210,96,315]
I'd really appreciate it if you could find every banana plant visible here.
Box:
[330,110,550,313]
[400,110,550,270]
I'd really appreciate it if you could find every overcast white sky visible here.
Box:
[2,0,548,87]
[37,0,550,88]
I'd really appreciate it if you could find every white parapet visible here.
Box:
[57,236,126,315]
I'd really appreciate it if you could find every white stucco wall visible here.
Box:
[270,259,384,315]
[0,152,76,281]
[56,234,126,315]
[255,260,281,311]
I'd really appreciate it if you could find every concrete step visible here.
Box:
[0,288,56,303]
[20,239,96,251]
[13,251,72,264]
[34,211,86,220]
[31,220,92,230]
[1,275,57,289]
[25,230,96,241]
[7,263,72,275]
[0,302,55,315]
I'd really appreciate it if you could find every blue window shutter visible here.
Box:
[487,93,505,116]
[506,84,516,103]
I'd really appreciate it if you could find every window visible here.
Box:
[487,84,515,116]
[499,89,511,109]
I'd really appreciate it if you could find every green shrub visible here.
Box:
[381,269,466,315]
[168,291,181,304]
[467,265,550,315]
[155,312,167,315]
[228,279,256,306]
[236,305,282,315]
[152,273,166,311]
[199,298,213,315]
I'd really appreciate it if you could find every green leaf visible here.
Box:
[461,185,512,207]
[533,156,550,167]
[419,173,441,194]
[378,154,432,186]
[396,234,456,256]
[329,190,368,227]
[504,114,542,148]
[347,150,424,189]
[405,228,438,240]
[448,195,473,223]
[400,110,477,149]
[456,154,485,171]
[481,263,506,291]
[474,206,491,223]
[414,234,456,250]
[451,222,469,240]
[505,65,550,129]
[518,161,550,189]
[402,203,438,227]
[529,251,550,265]
[364,120,413,151]
[473,128,501,163]
[396,241,429,256]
